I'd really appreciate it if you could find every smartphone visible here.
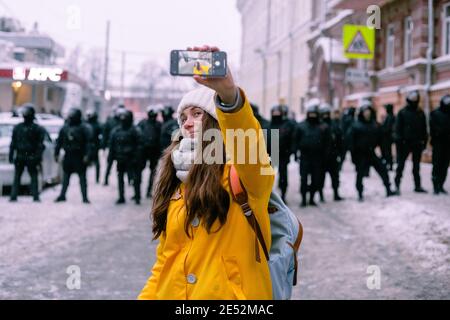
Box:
[170,50,227,77]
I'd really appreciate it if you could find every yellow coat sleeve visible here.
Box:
[216,88,275,199]
[137,233,166,300]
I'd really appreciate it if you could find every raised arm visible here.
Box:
[192,45,275,198]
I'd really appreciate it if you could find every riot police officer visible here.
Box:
[109,110,142,205]
[9,104,47,202]
[160,106,180,153]
[394,91,428,194]
[251,103,271,155]
[380,104,396,171]
[137,106,162,198]
[293,101,329,207]
[318,103,344,202]
[430,95,450,195]
[271,103,296,203]
[55,108,93,203]
[341,106,356,163]
[102,105,124,185]
[348,101,395,202]
[86,110,103,184]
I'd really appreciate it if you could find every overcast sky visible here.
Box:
[0,0,242,85]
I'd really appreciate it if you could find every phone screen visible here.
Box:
[179,51,212,76]
[171,50,227,77]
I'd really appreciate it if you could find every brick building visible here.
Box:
[310,0,450,118]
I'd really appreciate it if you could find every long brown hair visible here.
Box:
[151,113,230,240]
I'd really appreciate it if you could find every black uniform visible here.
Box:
[86,111,103,183]
[394,91,428,193]
[293,105,329,207]
[109,110,142,205]
[102,107,124,185]
[137,109,162,198]
[341,107,356,163]
[55,108,93,203]
[348,104,395,201]
[318,106,344,202]
[251,103,271,155]
[160,106,179,153]
[380,104,396,171]
[430,95,450,195]
[9,105,47,202]
[271,105,296,202]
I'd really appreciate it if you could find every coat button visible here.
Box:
[191,216,200,228]
[187,274,197,284]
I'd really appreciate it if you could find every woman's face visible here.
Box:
[180,106,205,138]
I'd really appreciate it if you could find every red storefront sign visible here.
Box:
[0,67,69,82]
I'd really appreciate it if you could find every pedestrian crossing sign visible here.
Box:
[343,25,375,60]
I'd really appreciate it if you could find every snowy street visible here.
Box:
[1,158,449,299]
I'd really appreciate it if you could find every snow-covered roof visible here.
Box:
[314,37,349,64]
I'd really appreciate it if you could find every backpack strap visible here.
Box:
[229,165,270,263]
[287,217,303,286]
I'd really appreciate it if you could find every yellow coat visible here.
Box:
[138,90,275,300]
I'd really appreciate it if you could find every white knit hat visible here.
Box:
[177,87,217,126]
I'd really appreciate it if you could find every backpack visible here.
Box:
[229,166,303,300]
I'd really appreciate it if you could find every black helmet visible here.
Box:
[406,90,420,108]
[359,100,375,122]
[67,108,82,125]
[440,94,450,111]
[162,106,174,122]
[319,103,332,115]
[21,103,36,122]
[280,104,289,120]
[319,103,332,122]
[120,110,133,128]
[346,106,356,117]
[86,110,98,122]
[113,104,126,118]
[306,99,320,114]
[360,99,372,110]
[146,106,158,119]
[305,100,320,124]
[384,103,394,115]
[271,105,283,122]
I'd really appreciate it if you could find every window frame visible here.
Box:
[386,23,395,68]
[442,2,450,56]
[404,16,413,62]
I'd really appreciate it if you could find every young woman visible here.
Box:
[138,46,275,300]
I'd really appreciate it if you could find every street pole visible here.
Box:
[263,0,271,116]
[326,2,334,107]
[103,20,110,97]
[425,0,434,134]
[120,51,126,102]
[329,36,334,106]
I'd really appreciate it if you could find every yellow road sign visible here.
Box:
[343,25,375,60]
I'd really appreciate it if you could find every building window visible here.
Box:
[386,24,395,68]
[443,3,450,55]
[404,16,413,62]
[47,88,54,102]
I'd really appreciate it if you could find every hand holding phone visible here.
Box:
[192,46,237,105]
[170,49,227,78]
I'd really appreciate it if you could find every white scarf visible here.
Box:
[171,138,199,183]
